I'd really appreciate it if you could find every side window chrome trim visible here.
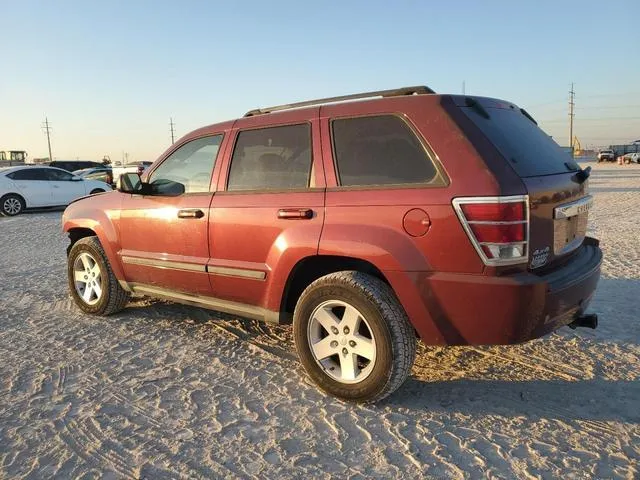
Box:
[226,122,313,192]
[329,113,448,188]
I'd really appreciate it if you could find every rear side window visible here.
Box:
[227,124,312,191]
[332,115,438,187]
[7,168,47,180]
[461,103,579,177]
[46,168,74,181]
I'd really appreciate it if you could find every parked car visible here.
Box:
[73,167,114,186]
[623,152,640,164]
[0,166,111,216]
[49,160,105,172]
[62,86,602,403]
[597,149,615,162]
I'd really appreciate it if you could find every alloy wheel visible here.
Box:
[73,252,103,306]
[307,300,377,384]
[3,197,22,215]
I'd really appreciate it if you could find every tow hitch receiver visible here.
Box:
[569,313,598,330]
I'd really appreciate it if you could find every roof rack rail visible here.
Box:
[243,85,435,117]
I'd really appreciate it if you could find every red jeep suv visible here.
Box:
[63,86,602,403]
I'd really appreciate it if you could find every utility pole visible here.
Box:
[42,117,53,161]
[569,83,575,154]
[169,117,175,144]
[462,81,466,95]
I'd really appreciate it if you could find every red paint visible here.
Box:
[402,209,431,237]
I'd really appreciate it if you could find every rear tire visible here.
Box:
[293,271,416,403]
[67,236,130,315]
[1,194,25,216]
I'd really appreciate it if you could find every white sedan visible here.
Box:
[623,152,640,164]
[0,166,112,216]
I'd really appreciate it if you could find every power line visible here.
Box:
[569,83,575,151]
[41,117,53,162]
[539,117,640,123]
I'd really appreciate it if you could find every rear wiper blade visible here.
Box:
[520,108,538,125]
[572,165,591,183]
[465,97,490,119]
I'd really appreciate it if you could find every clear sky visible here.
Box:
[2,0,638,161]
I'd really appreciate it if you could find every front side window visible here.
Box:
[332,115,438,187]
[149,135,223,194]
[46,168,74,181]
[227,124,312,191]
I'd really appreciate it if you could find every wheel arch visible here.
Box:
[66,227,98,255]
[1,192,27,209]
[278,255,391,324]
[64,216,125,281]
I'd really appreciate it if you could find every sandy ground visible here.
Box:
[0,162,638,479]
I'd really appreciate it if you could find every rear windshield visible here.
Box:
[461,104,579,177]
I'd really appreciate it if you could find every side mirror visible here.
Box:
[117,172,143,193]
[71,175,83,182]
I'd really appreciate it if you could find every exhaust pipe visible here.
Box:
[569,313,598,330]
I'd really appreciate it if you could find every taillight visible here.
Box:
[453,195,529,266]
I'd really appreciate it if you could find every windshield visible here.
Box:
[461,103,580,177]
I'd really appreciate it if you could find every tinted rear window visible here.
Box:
[461,104,579,177]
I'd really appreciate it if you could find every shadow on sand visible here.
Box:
[115,276,638,424]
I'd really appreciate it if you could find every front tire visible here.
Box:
[1,194,25,216]
[67,236,130,315]
[293,271,416,403]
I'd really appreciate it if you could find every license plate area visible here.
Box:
[553,196,592,255]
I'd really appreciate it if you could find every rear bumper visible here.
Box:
[387,237,602,345]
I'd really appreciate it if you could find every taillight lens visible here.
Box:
[453,196,529,266]
[469,223,525,243]
[460,202,524,222]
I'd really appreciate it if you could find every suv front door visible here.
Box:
[208,111,325,315]
[118,134,226,295]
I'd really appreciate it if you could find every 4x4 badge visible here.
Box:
[531,246,550,269]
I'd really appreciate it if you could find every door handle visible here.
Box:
[178,209,205,219]
[278,208,313,220]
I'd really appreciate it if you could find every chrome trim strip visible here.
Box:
[121,255,206,273]
[452,195,530,267]
[206,265,266,280]
[478,241,527,246]
[467,220,527,225]
[554,195,594,219]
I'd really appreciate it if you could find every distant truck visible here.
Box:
[610,142,640,158]
[597,149,615,162]
[111,161,153,182]
[0,150,28,165]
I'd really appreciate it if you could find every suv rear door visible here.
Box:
[457,97,590,270]
[208,109,324,311]
[317,101,486,275]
